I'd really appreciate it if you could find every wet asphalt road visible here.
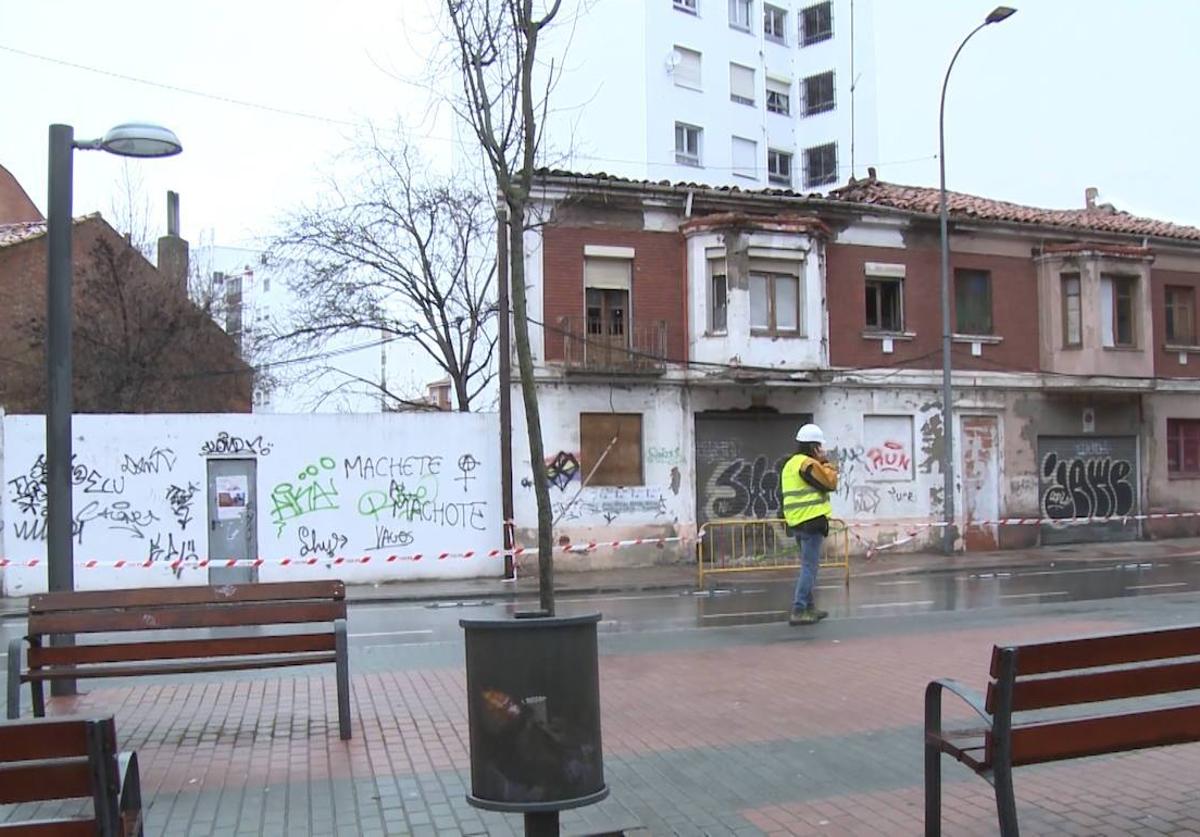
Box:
[3,555,1200,683]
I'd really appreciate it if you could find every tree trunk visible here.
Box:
[505,197,554,613]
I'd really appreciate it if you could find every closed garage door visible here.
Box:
[694,411,811,530]
[1038,435,1138,545]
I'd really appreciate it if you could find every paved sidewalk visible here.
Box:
[4,536,1199,618]
[6,602,1200,835]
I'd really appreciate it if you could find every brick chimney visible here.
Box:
[1085,187,1099,210]
[157,190,189,295]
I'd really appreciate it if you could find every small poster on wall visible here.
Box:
[215,475,249,520]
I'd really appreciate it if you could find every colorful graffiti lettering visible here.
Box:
[545,451,580,491]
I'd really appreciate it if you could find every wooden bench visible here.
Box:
[0,715,143,836]
[7,580,352,740]
[925,622,1200,836]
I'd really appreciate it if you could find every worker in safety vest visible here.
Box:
[780,423,839,625]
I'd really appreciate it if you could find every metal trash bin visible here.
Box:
[460,612,607,815]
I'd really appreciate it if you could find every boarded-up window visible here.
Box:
[580,413,643,486]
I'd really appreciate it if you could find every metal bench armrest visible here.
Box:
[117,751,144,837]
[925,677,992,739]
[6,638,23,720]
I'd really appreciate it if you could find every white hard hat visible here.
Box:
[795,423,825,444]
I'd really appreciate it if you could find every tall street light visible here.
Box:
[938,7,1015,554]
[46,122,181,694]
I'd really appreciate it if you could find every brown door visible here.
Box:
[586,287,629,367]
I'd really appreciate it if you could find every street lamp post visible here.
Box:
[46,122,181,695]
[937,7,1016,554]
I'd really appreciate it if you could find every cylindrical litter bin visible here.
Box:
[460,612,607,813]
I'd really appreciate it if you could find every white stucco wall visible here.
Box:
[1,413,502,595]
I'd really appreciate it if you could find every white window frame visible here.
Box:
[865,272,905,333]
[708,257,728,335]
[674,0,698,13]
[768,148,793,187]
[729,0,752,31]
[729,62,756,106]
[732,136,758,179]
[766,77,791,115]
[673,45,702,90]
[750,270,802,336]
[764,3,787,43]
[675,122,702,166]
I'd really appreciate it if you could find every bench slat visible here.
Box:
[29,600,346,635]
[991,623,1200,676]
[988,658,1200,712]
[0,818,96,836]
[28,632,336,668]
[0,717,93,762]
[29,580,345,613]
[1002,703,1200,766]
[25,652,338,681]
[0,757,95,805]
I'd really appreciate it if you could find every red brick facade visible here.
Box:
[0,217,251,413]
[825,242,1040,373]
[541,226,687,363]
[1151,267,1200,377]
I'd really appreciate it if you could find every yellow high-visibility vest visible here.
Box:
[780,453,833,527]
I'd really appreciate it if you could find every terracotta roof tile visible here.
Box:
[828,176,1200,242]
[0,214,101,249]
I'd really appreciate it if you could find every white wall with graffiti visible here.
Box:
[0,413,502,595]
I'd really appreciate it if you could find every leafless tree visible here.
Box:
[271,136,496,412]
[6,231,251,413]
[444,0,563,611]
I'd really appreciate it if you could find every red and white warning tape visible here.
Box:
[0,535,686,570]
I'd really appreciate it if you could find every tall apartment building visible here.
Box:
[539,0,877,190]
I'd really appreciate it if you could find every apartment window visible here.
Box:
[673,45,702,90]
[730,62,756,106]
[954,269,993,335]
[732,136,758,179]
[1166,285,1196,344]
[675,122,702,165]
[1101,274,1137,347]
[803,71,835,115]
[1061,272,1082,347]
[729,0,752,30]
[750,272,800,335]
[709,260,728,334]
[764,3,787,42]
[803,142,838,188]
[865,275,903,332]
[766,77,791,115]
[768,149,793,186]
[584,257,631,344]
[800,1,833,45]
[580,412,643,486]
[674,0,698,13]
[1168,419,1200,477]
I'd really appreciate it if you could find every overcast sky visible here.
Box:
[3,0,1199,250]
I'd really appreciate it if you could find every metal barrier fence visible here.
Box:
[696,517,850,588]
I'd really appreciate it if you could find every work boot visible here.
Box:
[812,608,829,621]
[788,607,819,625]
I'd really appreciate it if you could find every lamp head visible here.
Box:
[98,123,182,158]
[985,6,1017,24]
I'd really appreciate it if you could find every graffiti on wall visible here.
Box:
[866,441,912,476]
[545,451,580,491]
[552,486,668,525]
[2,414,501,594]
[1040,450,1136,521]
[704,455,789,520]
